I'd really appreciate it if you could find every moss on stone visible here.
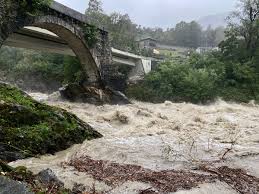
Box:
[0,82,102,161]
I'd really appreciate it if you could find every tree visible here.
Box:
[86,0,103,13]
[85,1,139,52]
[108,13,138,52]
[174,21,202,48]
[189,21,202,48]
[85,0,108,27]
[215,26,226,45]
[203,26,217,47]
[226,0,259,59]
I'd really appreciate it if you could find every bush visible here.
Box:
[127,53,259,104]
[127,61,217,103]
[63,56,84,84]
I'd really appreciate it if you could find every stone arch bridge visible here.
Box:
[0,0,156,89]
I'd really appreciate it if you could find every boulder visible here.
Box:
[72,183,87,194]
[37,168,64,187]
[0,82,102,162]
[0,176,34,194]
[0,163,68,193]
[59,83,131,105]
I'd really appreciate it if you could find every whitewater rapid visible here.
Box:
[10,93,259,193]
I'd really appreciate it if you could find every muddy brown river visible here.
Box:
[10,93,259,193]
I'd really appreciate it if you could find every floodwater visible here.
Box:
[10,93,259,194]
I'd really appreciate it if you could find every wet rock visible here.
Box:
[37,168,64,187]
[114,111,129,124]
[72,183,87,193]
[164,101,173,106]
[0,142,26,162]
[0,161,14,173]
[0,176,34,194]
[59,83,130,105]
[0,150,25,162]
[157,113,168,120]
[128,75,144,85]
[137,110,152,117]
[107,86,131,105]
[0,82,102,162]
[139,188,159,194]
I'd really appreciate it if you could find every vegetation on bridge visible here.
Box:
[18,0,52,16]
[82,24,99,48]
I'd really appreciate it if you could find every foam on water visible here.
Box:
[10,93,259,193]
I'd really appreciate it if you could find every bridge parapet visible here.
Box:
[50,1,87,23]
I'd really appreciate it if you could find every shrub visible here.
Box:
[127,53,259,104]
[127,61,217,103]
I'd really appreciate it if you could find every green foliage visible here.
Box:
[127,51,259,103]
[0,47,23,71]
[173,21,202,48]
[82,24,99,48]
[13,60,64,82]
[127,60,217,103]
[18,0,52,16]
[0,47,86,90]
[0,83,102,160]
[86,5,139,52]
[63,56,84,84]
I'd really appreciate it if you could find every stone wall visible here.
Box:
[92,28,114,87]
[0,0,21,47]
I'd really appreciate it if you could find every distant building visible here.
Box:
[137,37,189,52]
[196,47,219,54]
[137,37,158,50]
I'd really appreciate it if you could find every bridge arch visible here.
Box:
[0,1,111,86]
[28,15,101,84]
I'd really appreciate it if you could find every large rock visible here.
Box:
[37,168,64,187]
[0,82,102,162]
[59,83,131,105]
[0,146,26,162]
[0,163,68,193]
[0,176,33,194]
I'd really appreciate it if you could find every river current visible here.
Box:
[10,92,259,193]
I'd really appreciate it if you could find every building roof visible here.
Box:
[136,37,157,42]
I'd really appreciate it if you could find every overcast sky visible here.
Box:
[56,0,237,28]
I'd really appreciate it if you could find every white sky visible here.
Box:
[56,0,237,28]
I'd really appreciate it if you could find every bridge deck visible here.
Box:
[4,27,153,67]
